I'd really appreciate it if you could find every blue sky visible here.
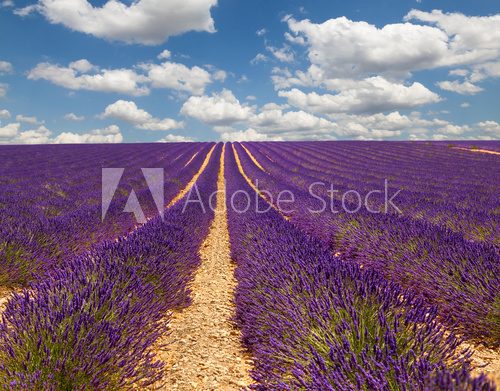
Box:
[0,0,499,143]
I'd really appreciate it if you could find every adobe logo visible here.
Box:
[101,168,164,224]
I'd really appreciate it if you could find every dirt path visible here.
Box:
[239,143,266,172]
[168,145,216,208]
[232,144,290,221]
[453,147,500,156]
[466,343,500,386]
[0,287,11,314]
[156,144,253,390]
[183,151,200,168]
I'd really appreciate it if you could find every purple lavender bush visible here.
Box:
[0,143,221,389]
[237,141,500,344]
[0,143,209,286]
[225,143,494,390]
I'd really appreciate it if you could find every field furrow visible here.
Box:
[156,144,252,390]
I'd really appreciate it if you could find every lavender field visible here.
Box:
[0,141,498,390]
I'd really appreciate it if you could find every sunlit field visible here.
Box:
[1,0,499,389]
[0,141,498,389]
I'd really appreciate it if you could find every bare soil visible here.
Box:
[453,147,500,156]
[0,287,11,314]
[155,145,253,390]
[168,145,216,208]
[239,144,266,171]
[232,144,290,221]
[465,342,500,386]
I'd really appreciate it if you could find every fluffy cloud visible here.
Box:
[0,122,20,138]
[64,113,85,121]
[53,125,122,144]
[0,84,7,97]
[449,69,469,77]
[266,45,294,63]
[436,123,470,135]
[405,118,500,140]
[181,89,253,125]
[0,109,10,119]
[212,70,227,82]
[251,53,268,65]
[0,123,52,144]
[16,125,52,144]
[68,59,96,73]
[280,11,500,109]
[469,61,500,83]
[436,62,500,95]
[181,89,458,140]
[102,100,184,131]
[0,61,12,74]
[195,90,496,140]
[143,61,212,95]
[286,16,449,79]
[278,77,440,114]
[250,108,337,136]
[16,0,217,45]
[15,114,43,125]
[28,58,220,96]
[0,122,124,144]
[405,10,500,65]
[182,89,338,140]
[28,61,149,96]
[157,134,193,142]
[220,128,283,142]
[477,121,500,137]
[286,11,500,80]
[157,50,171,60]
[436,80,483,95]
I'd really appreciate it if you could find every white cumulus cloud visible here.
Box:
[102,100,184,131]
[436,80,483,95]
[0,122,20,138]
[27,58,222,96]
[16,125,52,144]
[266,45,295,63]
[0,61,13,74]
[53,125,123,144]
[278,77,440,114]
[286,16,449,79]
[140,61,212,95]
[0,84,7,97]
[64,113,85,121]
[0,109,10,119]
[28,61,149,96]
[220,128,283,142]
[477,121,500,137]
[15,114,43,125]
[16,0,217,45]
[0,123,52,144]
[181,89,253,125]
[157,49,171,60]
[157,134,193,142]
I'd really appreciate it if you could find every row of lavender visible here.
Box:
[225,144,494,390]
[0,143,221,388]
[236,142,500,344]
[0,143,209,286]
[249,141,498,243]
